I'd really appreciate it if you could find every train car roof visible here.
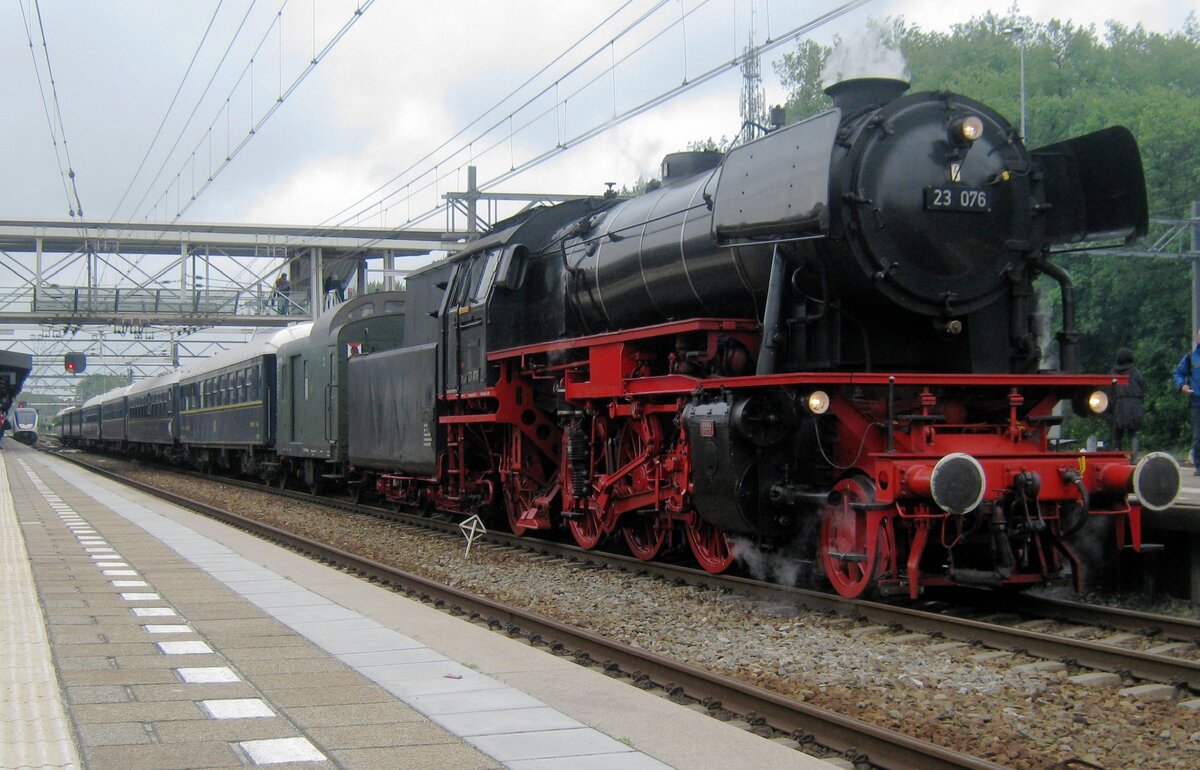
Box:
[405,196,614,280]
[82,394,104,409]
[99,385,132,405]
[125,369,181,398]
[278,291,407,355]
[179,323,313,382]
[313,291,406,337]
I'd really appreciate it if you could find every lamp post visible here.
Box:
[1004,27,1027,138]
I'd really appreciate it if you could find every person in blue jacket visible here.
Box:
[1172,328,1200,474]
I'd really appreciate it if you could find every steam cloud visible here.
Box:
[821,23,911,87]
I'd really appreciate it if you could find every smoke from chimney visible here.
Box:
[820,23,911,88]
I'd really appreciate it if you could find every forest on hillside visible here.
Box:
[775,11,1200,451]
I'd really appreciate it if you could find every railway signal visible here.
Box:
[64,353,86,374]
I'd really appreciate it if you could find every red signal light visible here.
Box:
[64,353,86,373]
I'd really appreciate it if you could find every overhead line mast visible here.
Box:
[738,2,768,146]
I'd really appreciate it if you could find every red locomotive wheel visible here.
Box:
[820,476,893,599]
[502,430,546,538]
[613,420,666,560]
[559,428,602,548]
[568,510,604,549]
[622,515,666,560]
[504,490,531,538]
[686,518,734,573]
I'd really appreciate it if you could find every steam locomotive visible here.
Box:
[61,78,1180,599]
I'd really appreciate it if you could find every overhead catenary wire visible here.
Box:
[297,0,873,268]
[120,0,263,227]
[325,0,688,233]
[315,0,651,233]
[105,0,228,227]
[146,0,378,226]
[20,0,84,223]
[225,0,650,291]
[361,0,872,235]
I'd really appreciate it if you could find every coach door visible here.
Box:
[441,248,500,396]
[325,347,337,449]
[288,354,303,442]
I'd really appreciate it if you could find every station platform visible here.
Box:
[0,442,827,770]
[1143,464,1200,600]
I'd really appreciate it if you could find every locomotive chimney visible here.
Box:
[824,77,910,114]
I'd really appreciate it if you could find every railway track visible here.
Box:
[54,448,1200,694]
[48,447,1020,770]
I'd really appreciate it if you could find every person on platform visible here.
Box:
[1109,347,1144,457]
[323,274,345,309]
[1172,328,1200,474]
[271,273,290,315]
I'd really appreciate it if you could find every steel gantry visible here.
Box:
[0,219,465,396]
[1096,204,1200,331]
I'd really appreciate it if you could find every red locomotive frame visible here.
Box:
[372,317,1158,599]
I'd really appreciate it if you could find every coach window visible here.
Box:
[250,367,260,401]
[472,248,501,304]
[348,303,375,321]
[451,259,475,307]
[303,360,310,400]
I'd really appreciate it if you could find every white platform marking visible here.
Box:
[144,624,192,634]
[177,666,240,683]
[157,641,212,655]
[131,607,176,617]
[202,699,274,719]
[239,737,326,764]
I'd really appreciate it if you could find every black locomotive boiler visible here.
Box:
[66,78,1180,600]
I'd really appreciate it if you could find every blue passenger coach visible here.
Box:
[177,325,311,473]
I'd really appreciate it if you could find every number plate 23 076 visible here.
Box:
[924,186,990,212]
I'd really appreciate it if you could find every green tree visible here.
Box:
[773,39,832,118]
[76,375,131,403]
[773,12,1200,451]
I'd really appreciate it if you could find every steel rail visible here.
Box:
[50,451,1006,770]
[1010,594,1200,644]
[54,448,1200,692]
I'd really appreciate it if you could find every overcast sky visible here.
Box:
[3,0,1196,233]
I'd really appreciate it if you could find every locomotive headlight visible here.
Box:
[806,390,831,415]
[950,115,985,145]
[1087,390,1110,414]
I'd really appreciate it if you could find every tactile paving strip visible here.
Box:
[0,457,82,770]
